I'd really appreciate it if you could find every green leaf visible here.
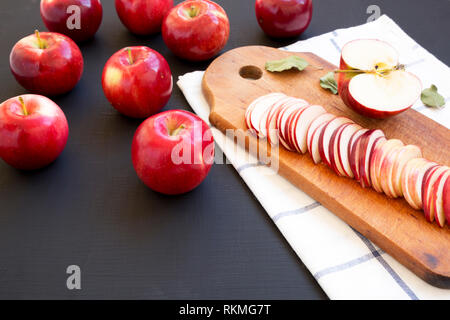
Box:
[421,85,445,108]
[265,56,309,72]
[320,72,338,94]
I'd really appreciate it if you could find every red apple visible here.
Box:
[102,46,173,118]
[337,39,422,119]
[10,31,83,96]
[40,0,103,42]
[132,110,214,195]
[115,0,173,35]
[0,95,69,170]
[255,0,313,38]
[162,0,230,61]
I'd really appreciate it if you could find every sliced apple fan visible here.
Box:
[244,93,449,227]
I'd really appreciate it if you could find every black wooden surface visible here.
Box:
[0,0,449,299]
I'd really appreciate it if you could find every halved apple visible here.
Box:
[337,39,422,119]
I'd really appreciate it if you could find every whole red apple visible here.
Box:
[40,0,103,42]
[0,95,69,170]
[102,46,173,118]
[132,110,214,195]
[10,31,84,96]
[115,0,173,35]
[255,0,313,38]
[162,0,230,61]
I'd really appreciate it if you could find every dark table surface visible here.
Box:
[0,0,449,300]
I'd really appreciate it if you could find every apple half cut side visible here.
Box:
[337,39,422,119]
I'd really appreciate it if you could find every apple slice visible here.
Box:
[337,123,362,178]
[390,145,422,197]
[319,117,354,168]
[401,158,432,210]
[433,169,450,227]
[309,120,330,164]
[348,128,368,181]
[266,96,294,145]
[307,113,335,155]
[358,129,385,188]
[249,93,285,137]
[370,139,404,193]
[422,165,448,222]
[329,123,351,176]
[293,105,326,154]
[443,175,450,224]
[379,145,404,198]
[286,102,310,152]
[279,102,307,151]
[337,39,422,119]
[246,93,282,129]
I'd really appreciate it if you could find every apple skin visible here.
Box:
[443,175,450,223]
[115,0,173,35]
[10,32,84,96]
[40,0,103,42]
[0,95,69,170]
[102,46,173,118]
[255,0,313,38]
[337,55,421,119]
[132,110,214,195]
[162,0,230,61]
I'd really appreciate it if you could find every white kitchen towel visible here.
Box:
[177,15,450,300]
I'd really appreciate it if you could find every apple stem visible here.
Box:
[170,124,186,136]
[188,5,199,18]
[35,30,45,49]
[18,97,28,116]
[127,48,134,65]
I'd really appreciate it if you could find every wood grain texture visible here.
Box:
[202,46,450,288]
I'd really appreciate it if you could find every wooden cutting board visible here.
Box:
[202,45,450,288]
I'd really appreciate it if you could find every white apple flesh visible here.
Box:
[337,39,422,119]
